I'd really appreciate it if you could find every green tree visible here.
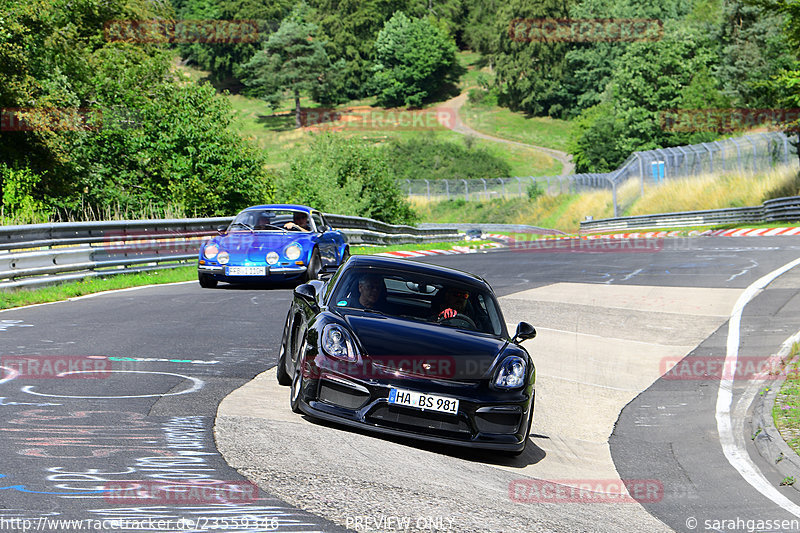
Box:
[173,0,292,84]
[309,0,404,99]
[0,0,272,218]
[238,13,337,127]
[488,0,571,118]
[371,11,457,107]
[571,23,726,172]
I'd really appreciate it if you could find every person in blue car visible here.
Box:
[284,211,311,232]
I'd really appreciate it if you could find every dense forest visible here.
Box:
[2,0,799,222]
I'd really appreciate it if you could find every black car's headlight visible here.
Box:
[493,356,526,389]
[321,324,359,362]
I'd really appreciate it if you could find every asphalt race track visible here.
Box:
[2,235,800,533]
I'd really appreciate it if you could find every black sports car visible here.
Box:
[276,255,537,454]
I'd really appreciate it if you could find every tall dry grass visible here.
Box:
[626,166,800,215]
[0,202,190,226]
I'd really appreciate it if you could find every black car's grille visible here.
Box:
[367,405,472,437]
[474,411,521,435]
[319,380,370,410]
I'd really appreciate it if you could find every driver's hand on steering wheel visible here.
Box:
[438,308,457,320]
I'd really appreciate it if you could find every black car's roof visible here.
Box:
[344,255,490,289]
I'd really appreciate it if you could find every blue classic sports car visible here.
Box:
[197,204,349,288]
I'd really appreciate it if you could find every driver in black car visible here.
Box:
[433,287,470,321]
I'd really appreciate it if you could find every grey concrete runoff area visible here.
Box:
[214,277,742,532]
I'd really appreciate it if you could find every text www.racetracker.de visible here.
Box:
[0,516,279,532]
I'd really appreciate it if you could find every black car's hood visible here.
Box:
[342,312,509,380]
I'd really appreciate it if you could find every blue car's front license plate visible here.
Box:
[226,266,266,276]
[388,388,459,415]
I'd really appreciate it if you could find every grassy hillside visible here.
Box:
[179,50,572,178]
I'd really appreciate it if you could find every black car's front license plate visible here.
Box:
[388,388,459,415]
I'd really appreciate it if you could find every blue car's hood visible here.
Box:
[214,231,314,262]
[341,312,511,380]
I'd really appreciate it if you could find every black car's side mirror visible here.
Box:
[294,283,319,309]
[512,322,536,343]
[216,225,228,234]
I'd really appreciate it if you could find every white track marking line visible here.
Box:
[21,370,204,399]
[716,256,800,517]
[0,365,19,385]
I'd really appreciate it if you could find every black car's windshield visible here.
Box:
[230,209,313,232]
[330,268,505,336]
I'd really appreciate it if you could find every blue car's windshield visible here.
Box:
[330,268,505,336]
[230,209,313,232]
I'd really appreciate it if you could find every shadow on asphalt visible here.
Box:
[300,414,547,468]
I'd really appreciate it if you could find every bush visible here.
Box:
[385,137,511,181]
[527,181,544,200]
[278,134,417,224]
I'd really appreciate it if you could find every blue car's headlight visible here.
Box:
[203,244,219,260]
[217,251,230,265]
[285,243,302,261]
[321,324,358,362]
[494,356,526,389]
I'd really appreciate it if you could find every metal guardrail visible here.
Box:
[0,214,461,289]
[417,223,565,236]
[580,196,800,232]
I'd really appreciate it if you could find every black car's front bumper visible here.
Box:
[295,368,534,452]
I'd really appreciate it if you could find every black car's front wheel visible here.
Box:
[290,364,304,413]
[276,312,292,386]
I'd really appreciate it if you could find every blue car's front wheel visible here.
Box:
[304,248,321,281]
[198,273,218,288]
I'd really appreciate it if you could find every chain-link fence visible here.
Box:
[404,131,799,215]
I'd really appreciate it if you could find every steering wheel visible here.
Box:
[438,312,477,330]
